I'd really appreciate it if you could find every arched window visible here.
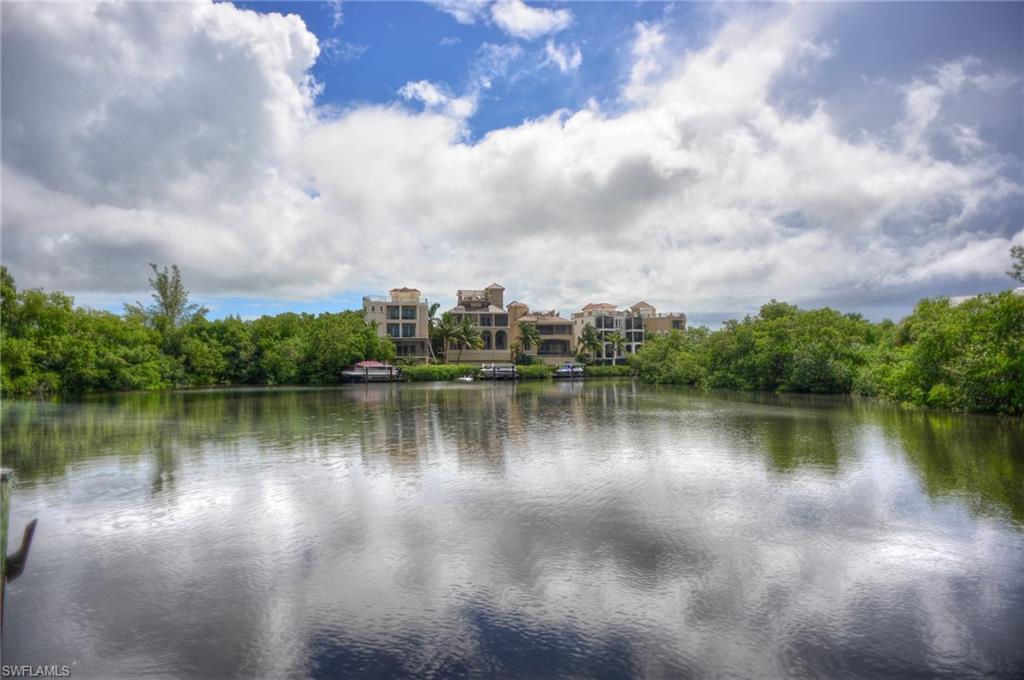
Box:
[495,330,507,350]
[482,330,492,350]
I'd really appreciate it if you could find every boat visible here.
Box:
[455,375,474,383]
[341,360,401,382]
[555,362,585,379]
[478,363,518,380]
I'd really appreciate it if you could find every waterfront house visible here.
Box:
[445,283,512,364]
[508,304,576,365]
[572,301,686,364]
[363,287,432,362]
[640,301,687,336]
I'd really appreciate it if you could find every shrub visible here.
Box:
[516,364,554,380]
[400,364,478,382]
[583,365,633,378]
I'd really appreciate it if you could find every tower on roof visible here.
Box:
[484,283,504,308]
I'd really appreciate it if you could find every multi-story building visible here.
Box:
[642,312,687,335]
[508,302,576,365]
[362,287,431,362]
[572,303,642,364]
[445,283,512,363]
[572,301,686,364]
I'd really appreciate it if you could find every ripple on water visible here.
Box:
[1,384,1022,678]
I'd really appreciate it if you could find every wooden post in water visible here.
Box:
[1,468,10,639]
[1,468,37,640]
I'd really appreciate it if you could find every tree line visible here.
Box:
[1,265,394,396]
[631,247,1024,414]
[632,293,1023,415]
[2,251,1023,414]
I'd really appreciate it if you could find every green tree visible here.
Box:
[453,315,483,364]
[432,312,458,364]
[427,302,442,361]
[125,264,208,332]
[606,331,627,365]
[576,325,601,364]
[517,321,541,352]
[1009,244,1024,283]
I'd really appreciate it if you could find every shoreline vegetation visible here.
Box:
[1,266,1021,415]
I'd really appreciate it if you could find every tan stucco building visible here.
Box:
[445,283,512,363]
[509,303,576,365]
[363,287,431,362]
[572,301,686,364]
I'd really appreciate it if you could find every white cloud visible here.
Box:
[2,1,1020,318]
[398,80,478,120]
[321,38,368,63]
[427,0,491,25]
[899,56,1020,157]
[543,40,582,73]
[490,0,572,40]
[325,0,343,29]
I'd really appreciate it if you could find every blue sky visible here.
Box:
[2,1,1022,326]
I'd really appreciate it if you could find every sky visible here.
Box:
[1,1,1022,327]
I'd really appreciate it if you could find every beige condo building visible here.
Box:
[572,301,687,364]
[444,283,512,363]
[362,287,432,362]
[508,303,576,365]
[367,282,687,366]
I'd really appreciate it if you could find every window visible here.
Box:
[479,315,492,327]
[495,330,507,350]
[494,314,508,327]
[401,306,417,320]
[387,306,400,320]
[386,323,400,338]
[402,323,416,337]
[482,330,492,349]
[672,320,683,330]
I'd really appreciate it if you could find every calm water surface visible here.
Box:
[2,381,1023,679]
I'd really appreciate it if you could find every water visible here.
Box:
[2,381,1022,679]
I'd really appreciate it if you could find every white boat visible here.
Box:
[478,363,518,380]
[554,362,585,379]
[455,375,474,383]
[342,361,401,382]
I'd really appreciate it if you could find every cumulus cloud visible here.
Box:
[543,40,582,73]
[2,1,1021,319]
[899,57,1020,157]
[490,0,572,40]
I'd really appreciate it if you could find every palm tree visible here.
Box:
[577,325,602,364]
[454,315,483,364]
[426,302,442,361]
[606,331,627,365]
[517,321,541,354]
[433,312,458,364]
